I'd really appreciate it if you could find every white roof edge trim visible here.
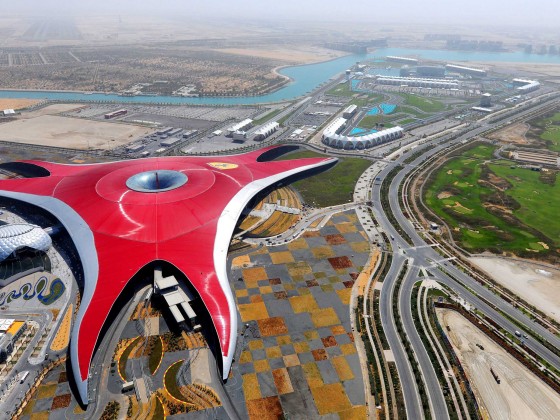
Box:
[0,190,98,406]
[214,157,337,380]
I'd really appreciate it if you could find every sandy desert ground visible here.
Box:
[488,123,531,145]
[0,99,41,110]
[19,104,85,118]
[214,46,346,64]
[437,308,560,420]
[474,61,560,78]
[0,114,152,150]
[469,256,560,322]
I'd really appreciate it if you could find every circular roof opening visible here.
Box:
[126,170,188,193]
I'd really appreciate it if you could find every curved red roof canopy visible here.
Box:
[0,146,336,405]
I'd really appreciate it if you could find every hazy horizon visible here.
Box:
[1,0,559,28]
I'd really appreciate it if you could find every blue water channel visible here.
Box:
[2,47,560,106]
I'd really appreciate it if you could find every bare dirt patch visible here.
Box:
[486,172,511,191]
[488,123,531,145]
[469,256,560,322]
[0,115,153,150]
[21,103,85,118]
[0,98,40,110]
[437,191,453,199]
[437,308,560,420]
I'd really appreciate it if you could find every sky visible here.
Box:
[1,0,559,27]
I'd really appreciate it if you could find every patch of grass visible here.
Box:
[164,360,187,402]
[37,383,57,399]
[326,83,356,97]
[252,108,283,125]
[148,336,164,375]
[153,396,165,419]
[349,94,384,107]
[399,93,445,113]
[275,150,371,207]
[119,337,141,381]
[533,112,560,152]
[489,164,560,246]
[424,144,556,254]
[358,114,397,129]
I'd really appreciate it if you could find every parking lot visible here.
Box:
[64,103,261,123]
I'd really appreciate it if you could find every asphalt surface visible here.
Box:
[368,93,560,419]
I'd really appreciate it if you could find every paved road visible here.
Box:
[368,93,560,419]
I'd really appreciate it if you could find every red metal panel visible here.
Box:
[0,147,335,396]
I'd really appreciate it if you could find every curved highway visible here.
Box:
[368,93,560,419]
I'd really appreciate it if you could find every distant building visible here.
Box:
[376,76,459,89]
[182,130,198,139]
[445,64,487,77]
[480,93,492,107]
[227,119,253,137]
[253,121,279,141]
[126,144,144,153]
[416,66,446,78]
[513,78,540,93]
[0,319,27,362]
[232,131,247,141]
[322,125,403,150]
[156,127,174,135]
[2,109,15,117]
[399,65,412,77]
[343,104,357,119]
[386,56,418,65]
[161,137,181,147]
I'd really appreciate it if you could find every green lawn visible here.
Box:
[164,360,187,402]
[399,93,445,113]
[358,114,397,129]
[276,150,371,207]
[153,397,165,419]
[536,112,560,152]
[424,144,553,254]
[396,105,430,119]
[148,336,164,375]
[252,108,283,125]
[489,163,560,246]
[326,83,355,97]
[119,337,141,381]
[349,94,384,107]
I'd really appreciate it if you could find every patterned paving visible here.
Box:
[230,211,369,419]
[21,367,75,420]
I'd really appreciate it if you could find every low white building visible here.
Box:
[513,78,540,93]
[253,121,279,141]
[227,119,253,136]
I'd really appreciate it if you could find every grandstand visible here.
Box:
[445,64,487,77]
[387,56,418,65]
[513,78,540,93]
[322,123,403,150]
[375,75,459,89]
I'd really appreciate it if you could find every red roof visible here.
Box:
[0,146,336,404]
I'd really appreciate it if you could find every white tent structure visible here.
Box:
[0,224,52,262]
